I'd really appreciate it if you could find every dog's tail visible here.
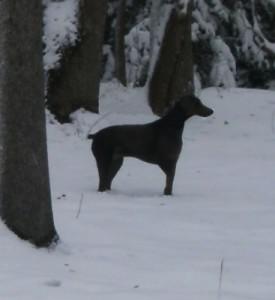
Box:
[87,133,95,140]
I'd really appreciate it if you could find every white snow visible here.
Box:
[232,6,265,65]
[1,86,275,300]
[210,37,236,88]
[125,19,151,86]
[253,15,275,57]
[193,8,216,40]
[178,0,190,15]
[209,0,229,22]
[43,0,79,70]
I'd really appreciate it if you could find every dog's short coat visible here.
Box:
[88,95,213,195]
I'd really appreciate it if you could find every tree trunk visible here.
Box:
[47,0,108,123]
[169,0,194,99]
[0,0,58,247]
[148,0,194,115]
[115,0,127,86]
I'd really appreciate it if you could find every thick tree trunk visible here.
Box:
[148,0,194,115]
[0,0,58,247]
[47,0,108,123]
[115,0,127,86]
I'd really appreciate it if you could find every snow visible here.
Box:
[178,0,190,15]
[1,86,275,300]
[210,37,236,88]
[125,18,151,86]
[102,45,115,82]
[253,16,275,57]
[193,8,216,40]
[209,0,229,22]
[263,39,275,55]
[232,6,265,65]
[43,0,79,70]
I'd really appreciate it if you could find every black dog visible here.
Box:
[88,95,213,195]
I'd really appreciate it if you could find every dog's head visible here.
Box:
[176,95,214,118]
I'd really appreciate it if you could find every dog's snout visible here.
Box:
[206,107,214,116]
[197,105,214,117]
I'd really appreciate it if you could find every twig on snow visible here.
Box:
[76,193,84,219]
[218,258,224,300]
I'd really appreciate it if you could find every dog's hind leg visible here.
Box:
[105,156,123,190]
[159,161,176,195]
[94,155,112,192]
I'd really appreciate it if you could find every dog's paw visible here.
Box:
[164,189,173,196]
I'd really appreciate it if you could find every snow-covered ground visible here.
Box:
[0,85,275,300]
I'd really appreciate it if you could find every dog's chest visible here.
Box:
[156,132,182,159]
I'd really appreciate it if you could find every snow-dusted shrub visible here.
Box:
[43,0,79,71]
[210,37,236,87]
[192,0,275,89]
[125,18,150,86]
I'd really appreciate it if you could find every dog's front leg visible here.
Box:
[159,161,176,195]
[164,171,175,195]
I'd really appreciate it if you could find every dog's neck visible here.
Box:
[159,107,189,131]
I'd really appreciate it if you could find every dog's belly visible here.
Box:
[122,141,182,165]
[121,146,157,163]
[126,153,158,164]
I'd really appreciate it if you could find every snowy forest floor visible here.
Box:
[0,84,275,300]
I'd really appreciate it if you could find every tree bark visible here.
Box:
[148,0,194,115]
[47,0,108,123]
[0,0,58,247]
[115,0,127,86]
[169,0,194,99]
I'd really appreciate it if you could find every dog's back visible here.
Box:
[91,123,160,163]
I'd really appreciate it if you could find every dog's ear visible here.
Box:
[177,95,213,117]
[177,95,196,110]
[162,99,177,115]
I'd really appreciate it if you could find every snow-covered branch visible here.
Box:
[251,0,275,57]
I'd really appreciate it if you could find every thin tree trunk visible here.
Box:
[47,0,108,123]
[0,0,58,247]
[115,0,127,86]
